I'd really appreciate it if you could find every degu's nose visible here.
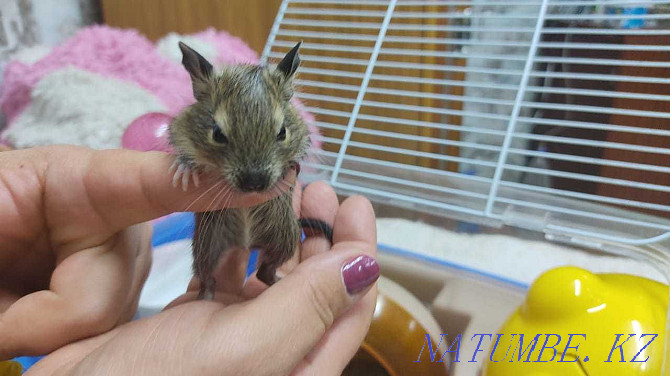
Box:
[238,169,270,192]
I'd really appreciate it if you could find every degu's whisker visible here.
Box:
[182,180,224,213]
[198,183,229,248]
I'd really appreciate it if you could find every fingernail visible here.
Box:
[342,255,380,295]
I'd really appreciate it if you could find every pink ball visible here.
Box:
[122,112,174,152]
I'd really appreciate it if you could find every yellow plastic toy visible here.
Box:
[0,361,22,376]
[482,266,668,375]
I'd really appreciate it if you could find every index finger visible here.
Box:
[38,146,294,233]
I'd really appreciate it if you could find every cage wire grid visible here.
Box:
[261,0,670,253]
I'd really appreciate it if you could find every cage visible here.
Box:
[261,0,669,375]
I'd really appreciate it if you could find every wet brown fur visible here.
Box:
[169,42,309,299]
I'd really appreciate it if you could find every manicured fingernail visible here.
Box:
[342,255,380,295]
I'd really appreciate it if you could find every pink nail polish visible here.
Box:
[342,255,380,295]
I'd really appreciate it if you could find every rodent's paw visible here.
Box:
[284,161,300,178]
[169,160,200,191]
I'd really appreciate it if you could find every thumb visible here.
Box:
[206,250,379,375]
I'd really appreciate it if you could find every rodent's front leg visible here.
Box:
[193,210,246,300]
[251,193,301,286]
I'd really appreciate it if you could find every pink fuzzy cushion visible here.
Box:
[1,26,191,122]
[0,25,320,149]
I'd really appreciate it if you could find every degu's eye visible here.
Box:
[212,125,228,144]
[277,126,287,141]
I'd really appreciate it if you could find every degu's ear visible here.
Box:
[179,41,214,101]
[274,41,302,100]
[277,41,301,78]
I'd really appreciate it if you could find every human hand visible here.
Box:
[28,181,378,375]
[0,145,292,360]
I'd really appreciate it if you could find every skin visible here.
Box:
[0,146,377,375]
